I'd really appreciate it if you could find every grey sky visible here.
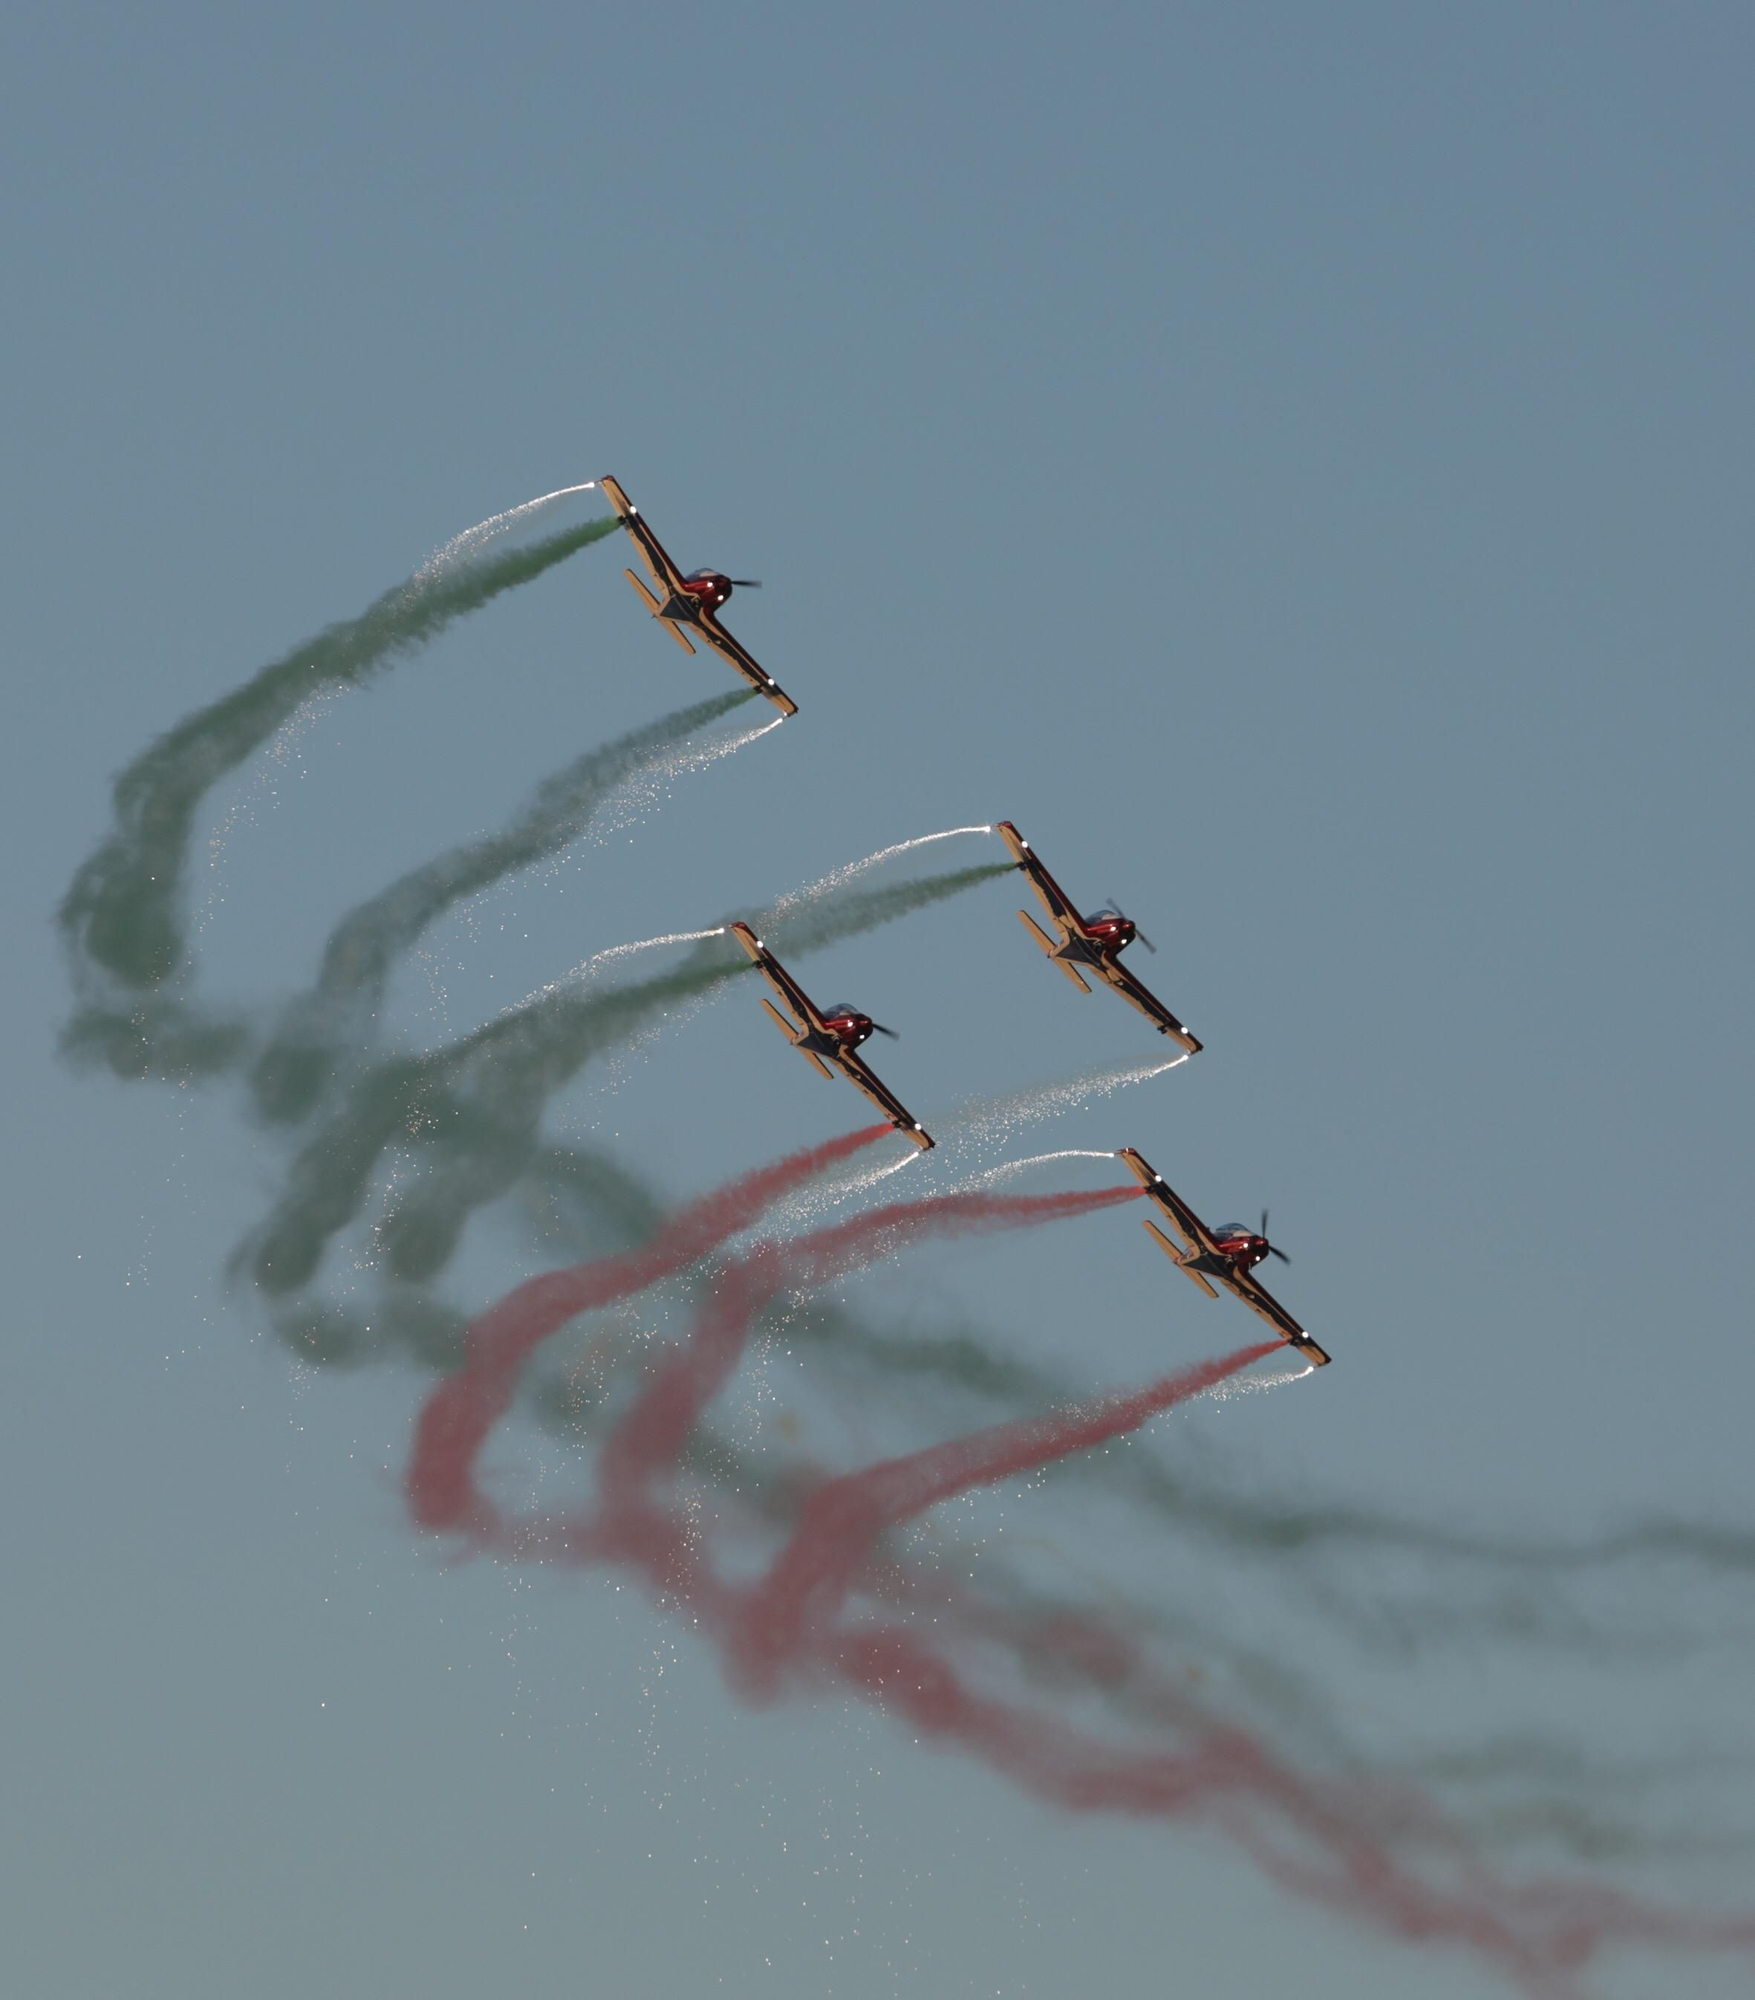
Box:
[4,4,1753,1995]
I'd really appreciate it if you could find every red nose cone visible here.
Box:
[825,1012,873,1049]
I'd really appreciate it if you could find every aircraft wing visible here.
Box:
[1218,1265,1331,1366]
[1117,1150,1224,1258]
[697,611,799,718]
[995,821,1088,939]
[833,1047,935,1150]
[1093,956,1203,1055]
[598,476,687,594]
[727,922,825,1033]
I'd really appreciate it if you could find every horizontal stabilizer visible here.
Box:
[1145,1219,1219,1297]
[1018,910,1090,990]
[760,997,802,1043]
[624,568,696,653]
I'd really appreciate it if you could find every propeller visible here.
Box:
[870,1022,900,1040]
[1261,1209,1290,1263]
[727,578,763,588]
[1108,896,1157,953]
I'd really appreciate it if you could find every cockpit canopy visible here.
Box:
[1212,1223,1255,1241]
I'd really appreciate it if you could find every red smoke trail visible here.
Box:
[729,1338,1279,1694]
[406,1123,889,1534]
[406,1172,1755,1994]
[593,1184,1143,1538]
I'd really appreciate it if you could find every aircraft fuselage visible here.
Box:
[1200,1231,1272,1275]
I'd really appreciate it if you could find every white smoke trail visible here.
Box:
[763,825,996,924]
[755,1139,923,1237]
[511,926,726,1014]
[938,1054,1189,1160]
[590,714,786,842]
[956,1149,1121,1190]
[416,480,600,578]
[1197,1360,1315,1405]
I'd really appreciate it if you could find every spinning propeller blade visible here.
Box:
[1261,1209,1291,1263]
[870,1022,900,1040]
[1109,896,1157,952]
[727,578,762,588]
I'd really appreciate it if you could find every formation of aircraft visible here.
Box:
[600,476,799,717]
[599,474,1329,1364]
[728,922,935,1151]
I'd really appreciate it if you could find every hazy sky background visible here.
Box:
[4,4,1753,1996]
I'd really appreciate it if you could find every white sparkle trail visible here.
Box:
[417,480,600,577]
[763,825,997,924]
[511,927,727,1014]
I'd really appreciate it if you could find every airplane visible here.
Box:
[599,475,798,718]
[1116,1148,1331,1366]
[996,822,1201,1055]
[727,922,934,1150]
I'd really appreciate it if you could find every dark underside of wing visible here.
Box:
[836,1049,917,1129]
[1023,856,1083,931]
[1222,1267,1307,1345]
[754,957,821,1031]
[619,512,685,593]
[1146,1187,1216,1260]
[698,615,798,715]
[1098,959,1202,1053]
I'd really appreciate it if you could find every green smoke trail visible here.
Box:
[245,862,1013,1295]
[250,686,759,1125]
[59,989,253,1084]
[59,512,621,995]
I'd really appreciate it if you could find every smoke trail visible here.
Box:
[246,861,1014,1295]
[761,825,996,925]
[249,688,758,1123]
[59,506,621,993]
[960,1148,1121,1187]
[585,713,787,843]
[729,1341,1281,1693]
[407,1126,891,1533]
[591,1186,1144,1529]
[264,1136,1731,1876]
[500,1221,1755,1990]
[404,1176,1140,1551]
[419,1186,1755,1993]
[506,1142,1755,1626]
[416,480,599,569]
[938,1055,1188,1158]
[372,859,1010,1278]
[511,926,729,1014]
